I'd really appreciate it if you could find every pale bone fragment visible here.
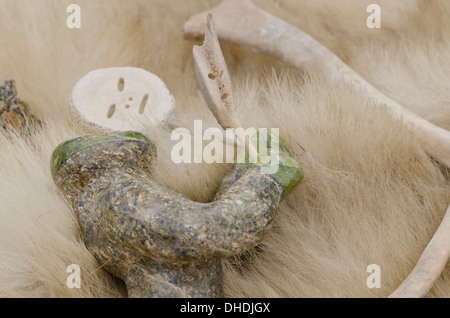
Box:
[193,14,258,161]
[184,0,450,298]
[71,67,242,150]
[70,67,176,135]
[184,0,450,169]
[389,203,450,298]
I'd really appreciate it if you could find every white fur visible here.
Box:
[0,0,449,297]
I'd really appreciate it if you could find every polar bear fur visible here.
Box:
[0,0,449,297]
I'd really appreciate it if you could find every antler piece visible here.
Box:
[184,0,450,169]
[389,203,450,298]
[185,0,450,298]
[193,14,258,161]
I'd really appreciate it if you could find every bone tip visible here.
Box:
[206,13,214,34]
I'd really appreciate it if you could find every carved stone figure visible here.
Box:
[51,131,303,297]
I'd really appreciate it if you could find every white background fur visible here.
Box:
[0,0,449,297]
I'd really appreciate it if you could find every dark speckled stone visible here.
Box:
[51,132,296,298]
[0,79,40,133]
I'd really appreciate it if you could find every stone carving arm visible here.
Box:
[98,164,284,263]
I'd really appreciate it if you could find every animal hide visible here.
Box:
[0,0,449,298]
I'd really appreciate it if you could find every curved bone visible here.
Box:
[184,0,450,169]
[389,203,450,298]
[184,0,450,298]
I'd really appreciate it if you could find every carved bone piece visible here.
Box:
[184,0,450,298]
[184,0,450,169]
[193,14,258,161]
[70,67,176,135]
